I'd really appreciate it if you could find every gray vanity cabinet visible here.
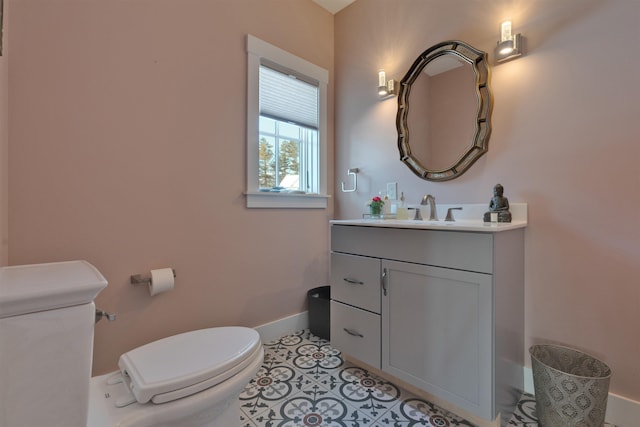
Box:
[330,224,524,423]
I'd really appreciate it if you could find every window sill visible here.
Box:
[245,192,330,209]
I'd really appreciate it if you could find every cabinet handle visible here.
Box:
[382,268,388,296]
[343,328,364,338]
[343,277,364,285]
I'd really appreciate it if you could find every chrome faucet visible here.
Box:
[420,194,438,221]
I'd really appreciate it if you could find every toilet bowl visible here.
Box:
[0,261,263,427]
[88,326,263,427]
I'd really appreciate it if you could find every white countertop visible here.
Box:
[331,203,528,233]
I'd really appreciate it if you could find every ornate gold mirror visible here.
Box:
[396,41,492,181]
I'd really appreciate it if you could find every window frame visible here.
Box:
[246,35,329,209]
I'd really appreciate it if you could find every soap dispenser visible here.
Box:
[396,192,408,220]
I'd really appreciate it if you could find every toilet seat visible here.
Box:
[117,326,261,404]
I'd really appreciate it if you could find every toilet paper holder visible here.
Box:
[130,269,176,285]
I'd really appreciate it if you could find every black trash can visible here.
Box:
[307,286,330,340]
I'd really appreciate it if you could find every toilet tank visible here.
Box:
[0,260,108,427]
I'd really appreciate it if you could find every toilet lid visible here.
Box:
[118,326,261,404]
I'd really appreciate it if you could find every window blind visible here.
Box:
[259,64,319,130]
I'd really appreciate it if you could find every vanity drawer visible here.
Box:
[330,300,381,368]
[331,252,381,313]
[331,225,494,274]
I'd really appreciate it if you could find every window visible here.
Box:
[246,35,329,208]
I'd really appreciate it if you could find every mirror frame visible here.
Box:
[396,40,492,181]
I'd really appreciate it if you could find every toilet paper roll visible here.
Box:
[149,268,175,296]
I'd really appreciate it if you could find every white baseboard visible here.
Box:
[523,365,535,395]
[524,366,639,427]
[254,311,308,344]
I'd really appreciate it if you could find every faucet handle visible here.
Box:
[445,207,463,222]
[413,208,423,221]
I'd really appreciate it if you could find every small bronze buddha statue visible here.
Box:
[483,184,512,223]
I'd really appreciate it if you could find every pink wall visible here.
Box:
[335,0,640,400]
[7,0,334,374]
[0,1,7,266]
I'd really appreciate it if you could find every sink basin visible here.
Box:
[387,219,478,226]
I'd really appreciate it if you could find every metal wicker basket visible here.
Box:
[530,344,612,427]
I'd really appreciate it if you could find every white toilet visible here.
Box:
[0,261,263,427]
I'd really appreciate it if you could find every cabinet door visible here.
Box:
[381,260,494,419]
[331,252,381,313]
[330,300,381,368]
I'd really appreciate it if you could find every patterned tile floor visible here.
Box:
[239,329,542,427]
[506,394,617,427]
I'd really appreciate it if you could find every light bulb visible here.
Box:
[378,70,386,87]
[500,21,512,43]
[377,70,388,95]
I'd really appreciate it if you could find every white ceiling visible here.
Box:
[313,0,355,14]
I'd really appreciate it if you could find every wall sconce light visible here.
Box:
[495,20,522,63]
[378,70,397,98]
